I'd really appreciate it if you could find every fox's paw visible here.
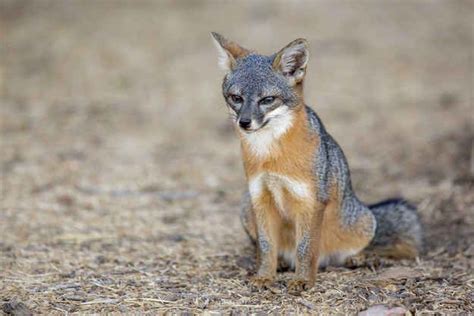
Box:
[249,276,273,291]
[287,278,314,295]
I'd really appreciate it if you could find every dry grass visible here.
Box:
[1,1,473,314]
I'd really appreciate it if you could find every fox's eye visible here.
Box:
[259,96,276,105]
[230,95,243,104]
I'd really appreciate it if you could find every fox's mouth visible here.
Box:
[240,119,270,133]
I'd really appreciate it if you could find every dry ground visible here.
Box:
[1,1,473,314]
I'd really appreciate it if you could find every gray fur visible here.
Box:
[306,105,420,248]
[222,54,298,126]
[368,199,423,251]
[257,233,271,254]
[308,102,423,251]
[306,106,372,228]
[296,233,311,260]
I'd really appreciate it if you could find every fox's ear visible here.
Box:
[211,32,251,72]
[272,39,309,85]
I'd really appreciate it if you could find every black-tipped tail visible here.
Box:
[367,198,422,259]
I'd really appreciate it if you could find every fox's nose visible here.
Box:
[239,118,252,129]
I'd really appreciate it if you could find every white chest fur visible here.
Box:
[249,173,311,217]
[240,107,294,158]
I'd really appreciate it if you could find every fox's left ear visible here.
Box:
[273,39,309,85]
[211,32,251,72]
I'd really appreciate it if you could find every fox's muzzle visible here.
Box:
[238,104,253,130]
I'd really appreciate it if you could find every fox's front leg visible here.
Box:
[250,198,280,289]
[288,202,325,294]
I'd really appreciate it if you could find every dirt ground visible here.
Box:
[1,1,473,314]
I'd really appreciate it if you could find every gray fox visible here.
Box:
[211,32,422,294]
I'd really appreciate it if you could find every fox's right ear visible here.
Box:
[272,38,309,86]
[211,32,250,72]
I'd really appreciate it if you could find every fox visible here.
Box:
[211,32,422,294]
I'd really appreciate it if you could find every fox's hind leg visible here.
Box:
[320,198,376,267]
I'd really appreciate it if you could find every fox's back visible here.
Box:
[304,106,354,202]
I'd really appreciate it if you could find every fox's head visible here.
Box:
[211,33,309,133]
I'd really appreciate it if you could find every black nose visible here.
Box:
[239,118,251,129]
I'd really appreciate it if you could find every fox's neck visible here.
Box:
[239,104,316,174]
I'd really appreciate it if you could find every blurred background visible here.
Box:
[0,0,473,313]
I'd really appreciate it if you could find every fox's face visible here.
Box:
[212,33,309,133]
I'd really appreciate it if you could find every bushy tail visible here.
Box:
[367,199,423,259]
